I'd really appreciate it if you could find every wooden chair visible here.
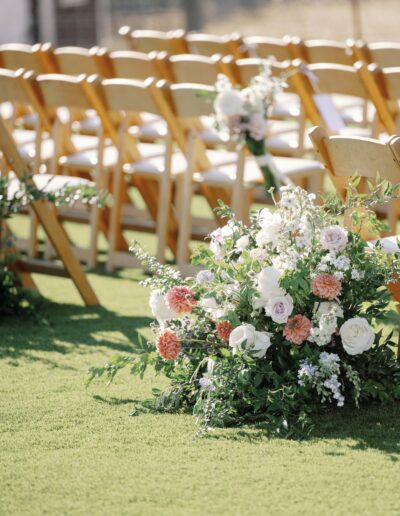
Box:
[309,125,400,354]
[0,43,54,73]
[288,60,376,136]
[50,45,113,78]
[355,62,400,135]
[161,53,236,84]
[352,41,400,69]
[242,36,293,61]
[185,32,247,59]
[290,38,355,66]
[119,27,188,54]
[107,49,166,80]
[150,81,324,267]
[0,115,99,305]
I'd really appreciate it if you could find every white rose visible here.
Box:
[252,331,272,358]
[320,226,348,252]
[214,89,245,117]
[235,235,250,252]
[149,290,177,320]
[256,266,281,299]
[229,324,256,354]
[264,293,293,324]
[315,301,344,319]
[221,224,233,238]
[339,317,375,355]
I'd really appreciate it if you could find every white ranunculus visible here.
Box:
[256,266,281,299]
[149,290,177,320]
[320,225,348,252]
[235,235,250,252]
[339,317,375,355]
[214,89,245,117]
[200,297,218,311]
[252,331,272,358]
[264,293,293,324]
[229,324,256,354]
[315,301,344,319]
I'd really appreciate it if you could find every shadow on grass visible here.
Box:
[207,403,400,459]
[0,301,152,365]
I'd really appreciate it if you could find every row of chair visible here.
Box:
[118,28,400,67]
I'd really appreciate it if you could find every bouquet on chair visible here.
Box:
[212,64,286,193]
[88,183,400,437]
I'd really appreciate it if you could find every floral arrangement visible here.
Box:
[211,62,286,192]
[88,183,400,436]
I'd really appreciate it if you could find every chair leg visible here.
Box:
[176,174,193,268]
[106,167,124,273]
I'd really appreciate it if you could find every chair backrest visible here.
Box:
[243,36,293,61]
[0,68,51,132]
[186,32,246,58]
[35,73,93,112]
[353,41,400,68]
[166,54,222,85]
[291,38,354,65]
[309,125,400,194]
[108,50,162,80]
[53,46,110,77]
[126,29,188,54]
[0,43,50,73]
[100,77,161,117]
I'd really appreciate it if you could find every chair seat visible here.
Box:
[13,129,40,146]
[268,131,313,156]
[193,159,263,186]
[272,156,324,178]
[272,92,301,119]
[124,152,187,176]
[19,138,55,162]
[59,142,166,170]
[129,120,168,140]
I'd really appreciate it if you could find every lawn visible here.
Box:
[1,221,400,516]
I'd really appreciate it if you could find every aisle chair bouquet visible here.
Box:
[209,62,287,193]
[88,182,400,436]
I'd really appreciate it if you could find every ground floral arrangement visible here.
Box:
[89,183,400,437]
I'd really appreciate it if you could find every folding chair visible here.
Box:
[50,45,113,78]
[185,32,247,59]
[290,38,355,66]
[149,81,324,267]
[0,43,54,73]
[0,115,99,305]
[242,36,293,61]
[355,62,400,135]
[107,49,166,80]
[309,125,400,355]
[352,41,400,68]
[288,60,377,136]
[119,27,188,54]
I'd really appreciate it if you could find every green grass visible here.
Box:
[1,220,400,516]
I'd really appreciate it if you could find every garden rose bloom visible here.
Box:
[257,266,281,298]
[149,290,177,321]
[339,317,375,355]
[156,329,181,360]
[214,89,245,117]
[216,320,233,342]
[320,226,348,251]
[283,315,312,345]
[166,286,196,314]
[264,293,294,324]
[311,274,342,300]
[229,324,271,357]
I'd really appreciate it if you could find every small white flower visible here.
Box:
[249,248,269,261]
[340,317,374,355]
[235,235,250,252]
[351,269,365,281]
[320,225,348,252]
[199,376,215,391]
[315,302,344,319]
[333,255,351,271]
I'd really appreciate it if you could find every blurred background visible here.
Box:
[1,0,400,48]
